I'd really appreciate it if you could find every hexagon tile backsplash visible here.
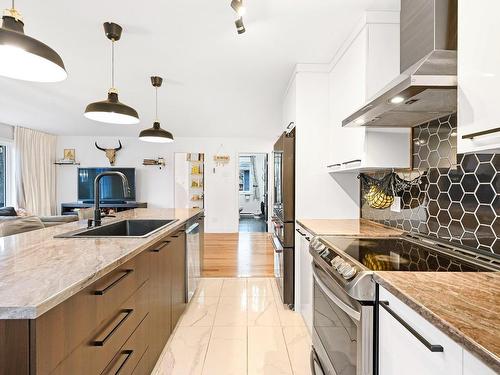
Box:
[361,114,500,254]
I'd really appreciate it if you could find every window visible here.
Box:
[0,145,6,207]
[239,168,251,192]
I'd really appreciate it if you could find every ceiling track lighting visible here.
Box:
[139,76,174,143]
[84,22,139,125]
[0,0,67,82]
[231,0,246,17]
[235,17,246,34]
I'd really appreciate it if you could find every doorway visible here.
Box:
[238,153,268,232]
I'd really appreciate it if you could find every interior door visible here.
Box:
[263,153,269,227]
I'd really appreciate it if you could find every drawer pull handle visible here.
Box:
[93,309,133,347]
[94,269,134,296]
[462,126,500,139]
[103,349,134,374]
[380,301,443,352]
[151,240,171,252]
[327,163,342,168]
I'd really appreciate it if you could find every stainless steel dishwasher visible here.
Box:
[186,218,201,302]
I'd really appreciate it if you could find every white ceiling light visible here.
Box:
[0,2,67,82]
[390,96,405,104]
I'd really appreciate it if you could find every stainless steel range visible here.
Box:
[309,234,500,375]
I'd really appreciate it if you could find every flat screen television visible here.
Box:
[78,167,136,202]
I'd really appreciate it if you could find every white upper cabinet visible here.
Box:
[458,0,500,153]
[328,12,411,173]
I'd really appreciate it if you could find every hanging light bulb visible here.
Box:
[84,22,139,125]
[231,0,246,16]
[139,76,174,143]
[0,0,67,82]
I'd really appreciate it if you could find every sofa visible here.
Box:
[0,207,78,237]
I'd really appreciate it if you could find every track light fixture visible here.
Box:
[139,76,174,143]
[231,0,246,17]
[235,17,246,34]
[0,0,67,82]
[84,22,139,125]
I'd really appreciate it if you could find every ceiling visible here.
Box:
[0,0,399,138]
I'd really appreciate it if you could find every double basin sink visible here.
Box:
[55,219,179,238]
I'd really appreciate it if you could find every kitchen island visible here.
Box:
[0,208,203,375]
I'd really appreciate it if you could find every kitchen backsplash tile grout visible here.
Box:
[361,114,500,254]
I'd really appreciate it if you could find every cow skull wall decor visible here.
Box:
[95,140,122,166]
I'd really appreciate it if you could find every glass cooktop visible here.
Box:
[320,236,492,272]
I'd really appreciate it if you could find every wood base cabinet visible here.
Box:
[0,227,188,375]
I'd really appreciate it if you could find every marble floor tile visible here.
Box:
[248,277,274,298]
[248,295,281,326]
[156,326,212,375]
[180,296,219,327]
[248,326,293,375]
[202,326,247,375]
[214,295,248,326]
[283,326,312,375]
[195,278,224,297]
[221,278,248,297]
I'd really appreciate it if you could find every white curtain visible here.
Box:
[14,126,57,216]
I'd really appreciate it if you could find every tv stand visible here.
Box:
[61,202,148,216]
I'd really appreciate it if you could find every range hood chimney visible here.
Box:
[343,0,457,128]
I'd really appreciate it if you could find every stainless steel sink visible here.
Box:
[55,219,179,238]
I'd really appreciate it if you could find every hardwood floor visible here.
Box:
[202,233,274,277]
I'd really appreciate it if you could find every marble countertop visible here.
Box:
[296,218,403,237]
[0,208,201,320]
[375,272,500,372]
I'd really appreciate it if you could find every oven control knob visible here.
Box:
[316,244,326,251]
[337,263,350,274]
[342,266,357,280]
[331,256,343,268]
[335,260,347,272]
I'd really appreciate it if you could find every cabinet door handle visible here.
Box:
[462,126,500,139]
[151,240,171,252]
[296,228,306,236]
[342,159,362,165]
[310,347,325,375]
[380,301,443,352]
[93,309,133,346]
[103,349,133,374]
[327,163,342,168]
[94,269,134,295]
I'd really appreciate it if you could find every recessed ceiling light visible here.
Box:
[0,3,67,82]
[84,22,139,125]
[235,17,246,34]
[390,96,405,104]
[231,0,246,17]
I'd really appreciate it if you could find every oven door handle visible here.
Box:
[312,266,361,321]
[310,347,325,375]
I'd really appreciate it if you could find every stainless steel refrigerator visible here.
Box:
[272,128,295,307]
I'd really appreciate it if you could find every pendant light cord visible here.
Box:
[155,87,159,121]
[11,0,14,9]
[111,41,115,90]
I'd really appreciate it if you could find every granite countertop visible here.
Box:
[375,272,500,372]
[296,218,403,237]
[0,208,201,320]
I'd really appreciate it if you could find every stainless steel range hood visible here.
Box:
[343,0,457,128]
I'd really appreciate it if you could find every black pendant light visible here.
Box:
[139,76,174,143]
[84,22,139,125]
[0,0,67,82]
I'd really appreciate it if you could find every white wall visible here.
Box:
[56,136,273,233]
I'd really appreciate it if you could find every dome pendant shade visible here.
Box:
[84,91,140,125]
[84,22,139,125]
[139,121,174,143]
[0,15,67,82]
